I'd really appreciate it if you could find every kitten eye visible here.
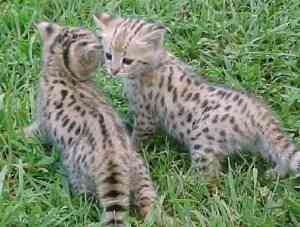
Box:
[80,41,88,46]
[123,58,134,65]
[105,52,112,60]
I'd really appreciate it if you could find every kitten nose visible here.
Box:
[111,67,120,75]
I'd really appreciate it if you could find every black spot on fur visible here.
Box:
[230,116,235,124]
[54,101,63,109]
[62,118,70,127]
[187,113,193,123]
[179,132,184,138]
[172,88,178,103]
[212,115,219,123]
[160,96,165,106]
[186,78,192,85]
[207,86,216,92]
[192,93,200,101]
[179,72,186,81]
[81,110,86,117]
[158,75,164,88]
[67,95,76,107]
[225,105,232,111]
[206,135,215,141]
[178,106,185,116]
[74,105,81,112]
[191,132,202,140]
[55,109,64,121]
[216,90,226,98]
[68,137,73,145]
[213,104,221,110]
[167,67,174,92]
[220,130,226,137]
[225,92,232,99]
[221,114,229,122]
[201,100,208,108]
[148,90,153,100]
[202,127,209,133]
[60,89,68,101]
[202,114,210,121]
[103,172,121,184]
[185,92,192,101]
[145,104,151,111]
[67,121,76,133]
[276,135,284,141]
[233,94,240,101]
[181,87,188,97]
[238,98,244,106]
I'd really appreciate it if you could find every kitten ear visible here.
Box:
[93,13,115,30]
[35,22,61,41]
[140,24,167,48]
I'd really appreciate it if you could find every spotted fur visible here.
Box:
[24,22,156,226]
[95,14,300,178]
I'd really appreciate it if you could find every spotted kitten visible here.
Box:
[94,14,300,179]
[24,22,156,226]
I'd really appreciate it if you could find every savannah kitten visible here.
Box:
[24,22,156,226]
[94,14,300,179]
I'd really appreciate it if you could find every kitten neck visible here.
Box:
[139,48,169,76]
[43,53,94,82]
[151,48,175,72]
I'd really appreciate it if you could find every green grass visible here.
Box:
[1,0,300,226]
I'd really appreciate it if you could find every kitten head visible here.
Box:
[93,13,167,78]
[36,22,103,78]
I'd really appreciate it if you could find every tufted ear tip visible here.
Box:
[35,21,61,41]
[140,23,168,48]
[154,23,169,33]
[93,13,114,29]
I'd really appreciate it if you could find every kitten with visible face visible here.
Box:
[24,22,157,226]
[94,13,300,179]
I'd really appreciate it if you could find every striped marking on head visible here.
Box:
[94,13,167,52]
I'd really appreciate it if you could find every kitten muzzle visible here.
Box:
[111,67,121,75]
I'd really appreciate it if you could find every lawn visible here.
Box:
[1,0,300,226]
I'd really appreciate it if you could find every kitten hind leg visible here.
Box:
[131,153,176,226]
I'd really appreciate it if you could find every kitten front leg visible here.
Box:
[189,127,226,180]
[131,115,157,150]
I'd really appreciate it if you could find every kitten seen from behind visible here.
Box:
[24,22,157,226]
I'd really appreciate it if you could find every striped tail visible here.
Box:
[96,157,130,227]
[130,152,157,218]
[257,113,299,177]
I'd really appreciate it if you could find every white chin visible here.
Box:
[116,73,129,77]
